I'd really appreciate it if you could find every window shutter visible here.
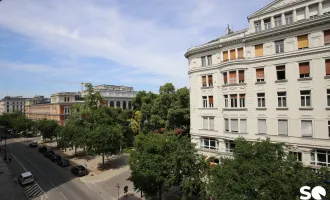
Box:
[278,120,288,135]
[255,44,263,57]
[202,76,206,86]
[203,117,208,129]
[223,51,228,61]
[256,68,265,79]
[258,119,267,134]
[324,30,330,44]
[298,35,308,49]
[225,119,229,131]
[301,120,313,137]
[326,60,330,75]
[231,119,238,132]
[208,75,213,85]
[209,96,213,104]
[237,48,244,59]
[229,71,237,84]
[223,73,228,83]
[230,49,236,60]
[239,70,245,81]
[240,119,247,133]
[299,63,310,74]
[209,118,214,130]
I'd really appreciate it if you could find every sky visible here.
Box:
[0,0,273,98]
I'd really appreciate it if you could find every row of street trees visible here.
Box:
[129,135,330,200]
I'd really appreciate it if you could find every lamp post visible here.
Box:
[3,123,7,161]
[116,183,120,200]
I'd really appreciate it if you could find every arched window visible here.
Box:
[123,101,127,110]
[110,101,114,107]
[64,97,66,102]
[116,101,121,108]
[128,101,132,109]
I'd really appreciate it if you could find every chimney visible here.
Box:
[225,24,232,35]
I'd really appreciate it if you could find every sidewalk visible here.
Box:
[81,165,130,183]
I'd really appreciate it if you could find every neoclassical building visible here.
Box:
[185,0,330,167]
[0,96,30,114]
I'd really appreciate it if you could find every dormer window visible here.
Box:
[254,21,261,32]
[264,18,271,30]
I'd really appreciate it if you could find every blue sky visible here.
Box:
[0,0,272,98]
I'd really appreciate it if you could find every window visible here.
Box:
[225,140,235,152]
[258,119,267,134]
[275,40,284,53]
[276,65,286,80]
[239,94,245,108]
[277,92,287,107]
[223,51,229,62]
[201,138,219,150]
[223,72,228,84]
[255,21,261,32]
[256,68,265,82]
[209,96,214,108]
[230,94,237,108]
[327,89,330,106]
[324,29,330,45]
[328,121,330,137]
[239,70,245,83]
[237,48,244,59]
[207,55,212,66]
[229,71,237,84]
[264,18,271,30]
[224,118,229,131]
[299,62,310,78]
[202,96,207,108]
[64,97,66,102]
[324,1,330,14]
[298,35,308,49]
[301,120,313,137]
[289,152,302,162]
[310,150,330,167]
[208,75,213,86]
[202,117,214,130]
[326,59,330,76]
[257,93,266,107]
[309,4,318,17]
[209,117,214,130]
[67,97,70,102]
[278,119,288,135]
[300,90,311,107]
[255,44,263,57]
[296,8,306,21]
[224,95,228,107]
[230,49,236,60]
[202,76,207,87]
[231,119,238,133]
[274,16,282,27]
[201,56,206,67]
[240,119,247,133]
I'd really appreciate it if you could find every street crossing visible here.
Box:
[24,182,44,199]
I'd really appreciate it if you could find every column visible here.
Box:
[271,16,275,28]
[235,48,238,60]
[226,71,229,84]
[228,50,230,61]
[236,70,239,84]
[121,101,123,109]
[305,6,309,19]
[281,13,286,25]
[261,19,265,30]
[293,9,297,22]
[318,2,323,16]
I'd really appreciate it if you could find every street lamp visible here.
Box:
[3,123,7,161]
[116,183,120,200]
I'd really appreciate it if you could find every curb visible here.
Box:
[118,191,143,199]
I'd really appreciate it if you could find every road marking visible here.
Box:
[24,182,44,199]
[49,180,58,190]
[60,192,69,200]
[11,154,27,171]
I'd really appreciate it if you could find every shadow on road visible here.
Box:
[97,154,128,171]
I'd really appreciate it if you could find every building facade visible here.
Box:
[93,85,138,109]
[0,96,30,114]
[25,93,83,126]
[186,0,330,168]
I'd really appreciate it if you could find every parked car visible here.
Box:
[71,165,87,176]
[43,150,55,158]
[50,154,61,162]
[18,171,34,186]
[1,135,7,139]
[57,159,70,167]
[29,142,38,148]
[38,146,47,153]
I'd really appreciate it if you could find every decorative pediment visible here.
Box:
[248,0,307,18]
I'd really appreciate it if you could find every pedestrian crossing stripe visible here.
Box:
[24,182,44,198]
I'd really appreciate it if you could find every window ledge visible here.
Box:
[325,107,330,110]
[201,86,214,89]
[199,129,217,132]
[297,77,312,81]
[299,107,314,110]
[224,131,248,134]
[198,108,218,110]
[197,148,219,153]
[223,108,248,111]
[255,81,266,85]
[276,108,289,110]
[255,133,267,135]
[278,134,289,137]
[275,79,288,83]
[324,75,330,79]
[256,108,267,110]
[222,83,247,87]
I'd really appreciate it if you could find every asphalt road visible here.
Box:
[6,137,105,200]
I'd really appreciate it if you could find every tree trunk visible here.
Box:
[74,146,77,156]
[102,153,105,166]
[159,185,162,200]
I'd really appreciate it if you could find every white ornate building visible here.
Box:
[185,0,330,167]
[0,96,30,114]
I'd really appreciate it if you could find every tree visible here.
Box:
[37,119,59,140]
[206,138,330,200]
[129,111,143,134]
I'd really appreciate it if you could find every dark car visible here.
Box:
[57,159,70,167]
[71,165,87,176]
[29,142,38,148]
[38,146,47,153]
[50,154,61,162]
[1,135,7,139]
[43,150,55,158]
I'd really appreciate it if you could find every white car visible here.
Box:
[18,171,34,186]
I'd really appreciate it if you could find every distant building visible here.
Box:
[0,96,31,114]
[25,92,83,126]
[91,85,138,109]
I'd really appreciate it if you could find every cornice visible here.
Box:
[188,45,330,74]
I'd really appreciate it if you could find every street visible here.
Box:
[5,137,106,200]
